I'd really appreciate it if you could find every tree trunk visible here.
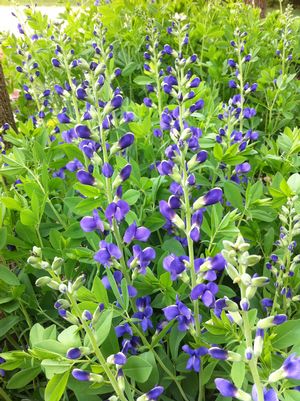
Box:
[244,0,267,18]
[0,61,17,133]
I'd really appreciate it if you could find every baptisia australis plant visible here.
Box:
[265,196,300,316]
[215,28,259,184]
[208,234,300,401]
[28,248,163,401]
[153,12,227,397]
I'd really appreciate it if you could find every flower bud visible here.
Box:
[51,257,64,271]
[35,276,52,287]
[257,314,287,329]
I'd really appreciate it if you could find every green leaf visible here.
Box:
[223,181,243,210]
[133,76,155,85]
[144,213,165,232]
[162,238,185,256]
[7,366,41,389]
[250,207,277,222]
[85,309,113,347]
[57,325,81,348]
[231,350,245,388]
[41,360,71,380]
[284,390,300,401]
[20,209,38,226]
[123,189,140,205]
[45,371,70,401]
[0,316,20,337]
[123,355,152,383]
[169,326,186,360]
[287,173,300,194]
[73,183,101,198]
[92,276,109,306]
[0,265,20,286]
[272,320,300,349]
[0,227,7,249]
[1,197,22,211]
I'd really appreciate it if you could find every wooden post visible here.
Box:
[244,0,267,18]
[0,49,17,133]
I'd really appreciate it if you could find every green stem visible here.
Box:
[0,387,13,401]
[124,314,190,401]
[237,40,244,133]
[61,48,81,123]
[69,296,128,401]
[242,297,264,401]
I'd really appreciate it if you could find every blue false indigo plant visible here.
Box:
[1,4,300,401]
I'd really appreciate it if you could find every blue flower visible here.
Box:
[105,200,130,223]
[163,254,188,280]
[80,210,104,232]
[123,222,151,244]
[252,386,278,401]
[127,245,156,275]
[163,296,194,331]
[94,241,122,266]
[182,345,208,372]
[133,297,153,332]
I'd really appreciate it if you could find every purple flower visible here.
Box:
[119,133,134,149]
[76,88,87,100]
[111,94,123,109]
[190,209,204,242]
[57,113,71,124]
[72,369,90,381]
[127,245,156,275]
[54,84,65,96]
[209,347,228,360]
[144,97,153,108]
[94,240,122,266]
[123,111,135,122]
[193,188,223,210]
[105,200,130,223]
[124,222,151,244]
[191,282,218,307]
[228,59,236,68]
[163,44,173,55]
[157,160,174,176]
[102,162,114,178]
[80,210,104,232]
[115,323,133,338]
[215,379,237,397]
[277,354,300,380]
[182,345,208,372]
[133,296,153,332]
[163,296,194,331]
[76,170,95,186]
[67,348,81,359]
[190,99,204,114]
[118,164,132,182]
[143,386,164,401]
[235,162,251,175]
[108,352,127,366]
[159,200,176,221]
[252,386,278,401]
[243,107,256,119]
[75,125,91,138]
[52,58,61,67]
[196,150,208,163]
[163,254,188,280]
[189,77,201,88]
